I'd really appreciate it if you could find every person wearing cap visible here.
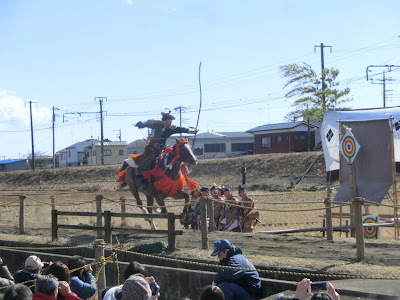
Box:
[238,185,260,233]
[122,274,160,300]
[0,257,15,291]
[219,187,241,232]
[14,255,44,292]
[102,261,147,300]
[134,110,198,176]
[135,110,198,149]
[211,239,261,300]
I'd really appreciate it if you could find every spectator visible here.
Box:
[211,239,261,300]
[33,274,80,300]
[67,256,96,300]
[44,261,71,300]
[211,186,224,231]
[274,279,339,300]
[3,284,32,300]
[181,189,201,229]
[103,261,147,300]
[237,185,260,233]
[220,188,240,232]
[240,163,247,185]
[200,186,209,197]
[0,257,14,290]
[200,285,225,300]
[122,275,160,300]
[14,255,43,292]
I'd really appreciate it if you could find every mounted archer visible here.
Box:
[118,110,199,228]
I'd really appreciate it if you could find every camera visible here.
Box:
[43,262,51,268]
[308,282,328,293]
[149,282,160,295]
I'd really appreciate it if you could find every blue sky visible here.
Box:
[1,0,399,159]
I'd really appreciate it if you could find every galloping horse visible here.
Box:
[119,138,198,229]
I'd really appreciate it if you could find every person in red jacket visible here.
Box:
[32,275,81,300]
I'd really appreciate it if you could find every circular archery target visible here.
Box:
[363,217,378,239]
[342,136,356,159]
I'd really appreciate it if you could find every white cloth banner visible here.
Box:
[321,107,400,172]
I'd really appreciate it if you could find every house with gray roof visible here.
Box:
[247,121,320,154]
[167,132,254,159]
[57,139,99,167]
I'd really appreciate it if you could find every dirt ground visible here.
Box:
[1,152,400,279]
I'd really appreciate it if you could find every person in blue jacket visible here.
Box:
[67,255,96,300]
[211,239,261,300]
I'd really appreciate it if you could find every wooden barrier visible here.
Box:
[19,195,25,234]
[51,210,183,252]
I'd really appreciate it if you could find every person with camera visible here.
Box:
[32,274,81,300]
[67,256,96,300]
[274,278,340,300]
[0,257,15,291]
[102,261,148,300]
[211,239,261,300]
[14,255,45,292]
[121,274,160,300]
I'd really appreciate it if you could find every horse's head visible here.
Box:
[174,137,197,165]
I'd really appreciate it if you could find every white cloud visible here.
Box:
[125,0,134,5]
[0,90,52,130]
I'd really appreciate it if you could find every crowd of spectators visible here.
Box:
[181,185,260,233]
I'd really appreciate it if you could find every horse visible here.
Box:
[119,138,198,229]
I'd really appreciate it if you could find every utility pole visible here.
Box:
[174,106,187,137]
[52,106,59,168]
[95,97,107,165]
[114,129,122,141]
[366,65,400,108]
[25,101,37,171]
[314,43,332,111]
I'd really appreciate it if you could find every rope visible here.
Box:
[112,246,400,281]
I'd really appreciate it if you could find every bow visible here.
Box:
[192,61,202,148]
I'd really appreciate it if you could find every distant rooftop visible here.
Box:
[0,159,27,164]
[247,121,319,132]
[186,132,253,139]
[92,141,127,146]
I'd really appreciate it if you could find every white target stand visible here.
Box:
[340,128,365,261]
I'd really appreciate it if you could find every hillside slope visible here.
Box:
[0,152,327,190]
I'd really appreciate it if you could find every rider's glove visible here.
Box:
[135,121,146,129]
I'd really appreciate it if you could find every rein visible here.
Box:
[162,139,189,172]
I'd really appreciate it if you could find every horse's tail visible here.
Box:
[119,161,129,172]
[118,161,130,188]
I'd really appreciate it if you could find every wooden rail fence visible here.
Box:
[51,210,183,252]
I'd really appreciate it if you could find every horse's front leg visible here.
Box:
[175,191,189,214]
[155,195,168,214]
[146,195,157,230]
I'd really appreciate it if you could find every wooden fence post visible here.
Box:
[207,198,215,232]
[324,197,333,241]
[104,211,112,244]
[200,197,209,250]
[167,213,176,252]
[50,195,56,211]
[353,197,365,261]
[96,195,103,238]
[120,197,126,226]
[19,195,25,234]
[51,209,58,241]
[93,239,106,300]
